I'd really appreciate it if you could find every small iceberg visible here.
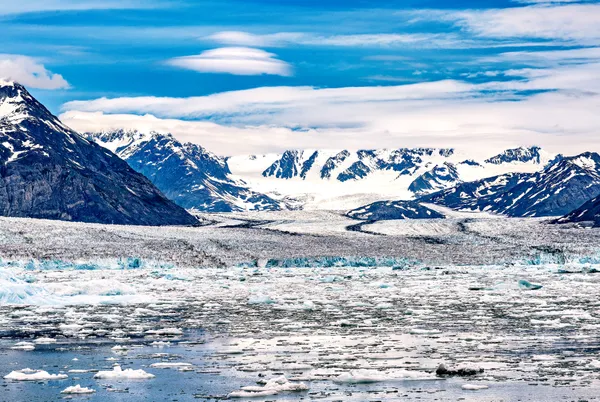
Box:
[248,295,276,305]
[93,365,155,379]
[61,385,96,394]
[4,369,68,381]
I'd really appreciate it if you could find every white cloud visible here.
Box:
[205,30,559,49]
[437,4,600,45]
[0,55,69,89]
[60,61,600,157]
[63,61,600,120]
[206,31,453,47]
[166,47,292,76]
[60,89,600,158]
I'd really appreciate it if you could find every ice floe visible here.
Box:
[93,365,155,379]
[61,385,95,394]
[228,376,308,398]
[4,369,68,381]
[334,369,437,384]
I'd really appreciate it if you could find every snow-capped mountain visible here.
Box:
[228,146,553,210]
[350,151,600,220]
[0,81,197,225]
[484,145,545,165]
[88,130,285,212]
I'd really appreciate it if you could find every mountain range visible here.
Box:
[0,80,196,226]
[87,125,600,225]
[2,81,599,227]
[225,146,552,210]
[349,152,600,224]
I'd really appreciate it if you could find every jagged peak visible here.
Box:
[562,151,600,170]
[484,146,545,165]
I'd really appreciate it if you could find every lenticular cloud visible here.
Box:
[166,47,292,76]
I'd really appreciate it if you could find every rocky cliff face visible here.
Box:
[0,81,197,226]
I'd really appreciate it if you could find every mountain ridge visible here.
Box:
[0,81,197,226]
[88,129,287,212]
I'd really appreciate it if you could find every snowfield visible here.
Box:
[2,214,600,400]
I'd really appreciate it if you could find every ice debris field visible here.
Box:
[2,215,600,400]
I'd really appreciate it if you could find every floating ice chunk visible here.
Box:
[228,389,278,398]
[149,362,193,369]
[59,323,83,336]
[518,280,543,290]
[334,369,436,384]
[228,376,308,398]
[61,385,95,394]
[587,360,600,369]
[93,365,155,379]
[34,337,57,344]
[11,341,35,351]
[111,345,128,351]
[320,275,341,283]
[150,341,172,348]
[68,369,89,373]
[462,384,489,390]
[248,295,276,305]
[4,369,68,381]
[302,300,315,310]
[375,302,393,309]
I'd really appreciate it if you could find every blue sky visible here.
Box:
[1,0,600,155]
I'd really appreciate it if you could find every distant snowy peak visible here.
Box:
[484,146,547,165]
[227,145,557,210]
[408,162,460,196]
[88,129,284,212]
[261,148,456,182]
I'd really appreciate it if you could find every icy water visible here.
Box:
[3,257,600,401]
[2,338,600,401]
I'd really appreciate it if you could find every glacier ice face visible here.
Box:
[0,271,53,305]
